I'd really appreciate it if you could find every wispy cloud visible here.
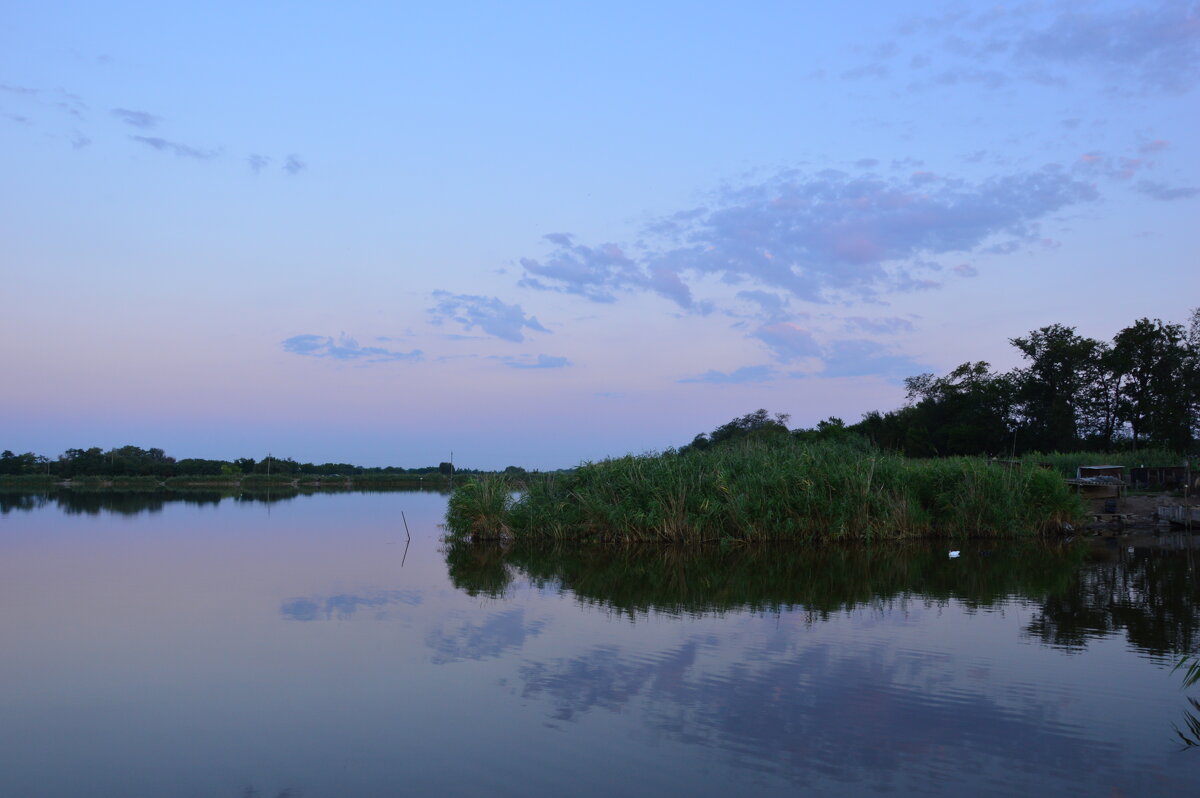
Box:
[752,322,822,363]
[52,89,87,119]
[130,135,218,160]
[843,316,916,335]
[666,167,1095,302]
[429,291,550,343]
[1018,1,1200,93]
[491,354,571,369]
[817,339,927,378]
[0,82,39,96]
[521,165,1097,308]
[111,107,160,129]
[736,290,790,320]
[896,1,1200,94]
[2,82,311,172]
[518,234,695,307]
[679,336,927,383]
[1075,150,1153,181]
[1135,179,1199,201]
[678,365,777,384]
[0,83,86,121]
[282,334,422,362]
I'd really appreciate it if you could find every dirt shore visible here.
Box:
[1081,493,1197,535]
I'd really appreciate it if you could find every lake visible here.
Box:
[2,489,1199,797]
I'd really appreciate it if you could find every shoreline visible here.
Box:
[0,475,454,490]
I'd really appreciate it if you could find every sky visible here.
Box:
[2,1,1198,470]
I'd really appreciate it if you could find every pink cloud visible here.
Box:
[830,232,885,263]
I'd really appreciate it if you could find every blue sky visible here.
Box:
[2,1,1197,468]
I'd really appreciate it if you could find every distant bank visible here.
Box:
[0,473,456,490]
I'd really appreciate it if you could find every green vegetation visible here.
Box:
[1176,658,1200,689]
[446,436,1083,543]
[1017,448,1186,479]
[0,474,58,488]
[850,310,1200,457]
[0,445,490,485]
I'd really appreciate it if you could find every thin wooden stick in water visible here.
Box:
[402,511,411,542]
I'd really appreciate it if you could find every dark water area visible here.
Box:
[2,491,1200,797]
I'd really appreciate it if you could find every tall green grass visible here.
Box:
[445,439,1084,542]
[0,475,58,488]
[1019,448,1189,478]
[445,475,514,538]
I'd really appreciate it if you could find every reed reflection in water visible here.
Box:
[444,538,1200,657]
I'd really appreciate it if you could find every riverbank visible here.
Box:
[446,439,1085,543]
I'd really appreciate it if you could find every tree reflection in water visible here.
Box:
[445,537,1200,658]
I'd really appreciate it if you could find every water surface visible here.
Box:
[2,490,1199,796]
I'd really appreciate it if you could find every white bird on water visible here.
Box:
[949,550,961,559]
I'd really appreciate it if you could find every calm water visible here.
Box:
[3,489,1200,797]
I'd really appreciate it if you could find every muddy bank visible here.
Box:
[1080,493,1198,536]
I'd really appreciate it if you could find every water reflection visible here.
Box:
[0,486,449,516]
[517,636,1116,789]
[444,540,1200,658]
[0,489,230,515]
[446,539,1088,614]
[426,608,548,664]
[5,491,1199,796]
[444,539,1200,791]
[280,589,423,620]
[239,787,296,798]
[1026,544,1200,655]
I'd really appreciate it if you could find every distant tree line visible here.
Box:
[683,309,1200,458]
[0,445,487,479]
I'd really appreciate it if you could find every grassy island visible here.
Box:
[445,438,1084,543]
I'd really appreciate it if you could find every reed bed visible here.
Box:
[1018,448,1187,478]
[445,440,1083,542]
[0,475,59,488]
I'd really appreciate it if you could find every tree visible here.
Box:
[677,410,791,454]
[438,461,455,476]
[1009,324,1102,452]
[1076,342,1124,450]
[1111,318,1191,451]
[708,409,790,445]
[59,447,106,477]
[1187,307,1200,445]
[900,362,1015,456]
[0,450,42,475]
